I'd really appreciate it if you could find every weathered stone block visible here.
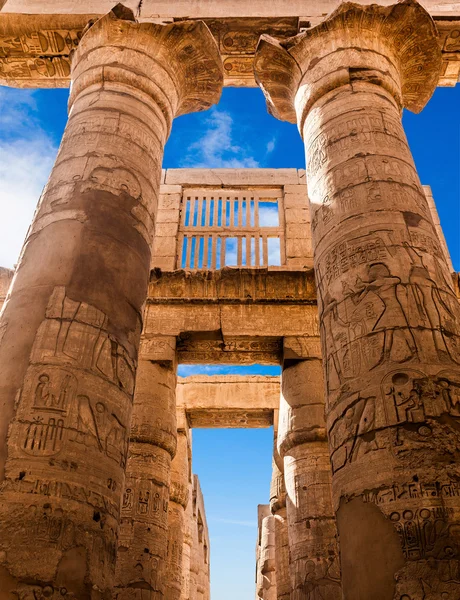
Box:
[155,222,179,237]
[285,237,312,258]
[159,192,182,210]
[156,209,180,223]
[152,236,177,257]
[284,207,310,223]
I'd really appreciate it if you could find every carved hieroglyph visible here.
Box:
[0,6,222,597]
[0,4,459,88]
[255,0,460,597]
[278,359,342,600]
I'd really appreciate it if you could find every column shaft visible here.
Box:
[255,1,460,596]
[180,481,194,600]
[256,505,271,600]
[270,461,290,600]
[0,8,222,596]
[165,424,190,600]
[279,359,341,600]
[115,357,177,598]
[261,514,278,600]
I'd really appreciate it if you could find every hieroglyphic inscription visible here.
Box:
[328,370,460,474]
[6,287,133,506]
[204,18,298,86]
[177,336,282,364]
[0,27,82,86]
[318,230,460,397]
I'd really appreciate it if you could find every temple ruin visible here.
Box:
[0,1,460,598]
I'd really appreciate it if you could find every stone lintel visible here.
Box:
[177,374,280,428]
[3,1,460,19]
[176,335,283,365]
[148,268,317,303]
[144,304,320,350]
[1,10,458,88]
[163,168,302,186]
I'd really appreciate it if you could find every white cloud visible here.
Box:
[258,203,279,227]
[182,108,259,168]
[266,138,276,154]
[0,89,58,268]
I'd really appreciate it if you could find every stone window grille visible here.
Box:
[177,189,285,269]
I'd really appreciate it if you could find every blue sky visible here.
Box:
[0,84,459,599]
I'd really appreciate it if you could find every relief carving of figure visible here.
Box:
[343,262,418,368]
[405,244,460,364]
[296,558,341,600]
[32,371,75,412]
[329,395,385,473]
[71,395,127,466]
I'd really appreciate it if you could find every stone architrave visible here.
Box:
[165,417,191,600]
[270,459,290,600]
[278,359,341,600]
[114,347,177,599]
[0,6,222,596]
[255,0,460,597]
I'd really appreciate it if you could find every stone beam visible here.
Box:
[144,269,319,364]
[3,1,460,19]
[177,375,280,428]
[1,7,459,87]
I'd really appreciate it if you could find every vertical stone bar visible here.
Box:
[270,459,290,600]
[165,413,191,600]
[0,7,222,596]
[278,347,341,600]
[114,337,177,599]
[256,1,460,597]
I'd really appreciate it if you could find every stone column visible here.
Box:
[270,460,290,600]
[255,1,460,597]
[194,474,210,600]
[278,345,341,600]
[0,6,222,596]
[180,481,194,600]
[165,413,191,600]
[189,494,200,600]
[260,513,278,600]
[256,505,271,600]
[114,337,177,599]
